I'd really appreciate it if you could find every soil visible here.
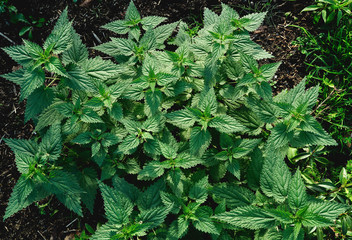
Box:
[0,0,314,239]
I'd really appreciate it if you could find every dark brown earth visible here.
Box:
[0,0,314,239]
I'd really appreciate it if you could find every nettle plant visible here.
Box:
[1,2,350,239]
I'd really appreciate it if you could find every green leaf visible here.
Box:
[78,168,98,214]
[45,170,82,195]
[65,64,96,92]
[125,1,141,21]
[241,12,267,32]
[307,201,349,220]
[142,16,167,30]
[138,180,165,211]
[23,39,42,59]
[39,124,62,160]
[25,86,54,122]
[174,152,202,169]
[190,127,212,156]
[102,19,129,34]
[44,56,67,77]
[204,8,219,27]
[145,89,162,115]
[81,108,103,123]
[101,133,119,147]
[301,212,332,227]
[43,8,73,54]
[118,135,140,154]
[81,57,121,81]
[112,176,141,204]
[2,45,34,67]
[111,37,136,56]
[4,180,48,220]
[232,33,273,60]
[209,115,246,133]
[138,206,169,230]
[159,142,177,159]
[261,150,291,202]
[1,68,25,85]
[198,88,217,114]
[154,21,179,45]
[213,206,276,230]
[62,32,88,65]
[282,226,304,240]
[21,68,45,100]
[212,184,255,208]
[189,176,208,204]
[267,123,293,148]
[166,109,196,129]
[35,102,66,131]
[56,193,83,217]
[99,182,134,224]
[138,161,165,180]
[91,223,120,240]
[288,170,308,211]
[247,148,264,190]
[193,206,219,235]
[4,138,38,156]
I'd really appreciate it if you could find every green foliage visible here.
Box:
[302,0,352,25]
[1,2,348,239]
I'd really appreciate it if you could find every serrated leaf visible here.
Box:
[4,181,49,220]
[3,45,35,67]
[81,108,103,123]
[159,142,177,159]
[64,64,96,91]
[112,176,141,204]
[193,206,219,235]
[212,184,255,208]
[241,12,267,32]
[21,68,45,100]
[1,68,25,85]
[190,127,211,156]
[43,8,73,54]
[142,16,167,30]
[118,134,140,154]
[62,32,88,65]
[213,206,276,230]
[209,114,246,133]
[4,138,38,156]
[198,88,217,114]
[288,170,308,211]
[307,201,349,220]
[25,86,54,122]
[81,57,121,80]
[44,56,67,77]
[139,206,169,230]
[138,180,165,211]
[145,89,162,115]
[154,21,179,45]
[111,37,136,56]
[138,161,165,180]
[166,109,196,129]
[267,123,293,148]
[189,176,208,204]
[39,124,62,160]
[23,39,42,59]
[204,8,219,27]
[78,168,98,214]
[99,182,134,224]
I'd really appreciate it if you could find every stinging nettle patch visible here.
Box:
[1,1,348,239]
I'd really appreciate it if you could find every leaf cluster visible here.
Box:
[1,2,349,239]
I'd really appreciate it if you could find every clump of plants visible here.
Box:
[1,2,350,239]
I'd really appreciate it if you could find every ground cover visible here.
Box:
[1,0,350,239]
